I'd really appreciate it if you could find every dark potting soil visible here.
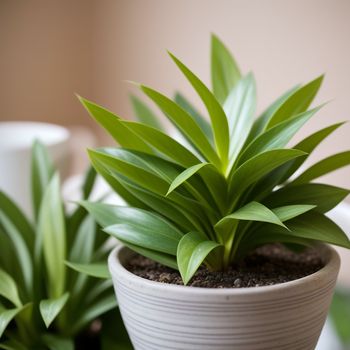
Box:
[126,244,324,288]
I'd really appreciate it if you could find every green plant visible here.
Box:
[79,34,350,285]
[330,287,350,349]
[0,142,119,349]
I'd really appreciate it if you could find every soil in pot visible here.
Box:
[126,244,324,288]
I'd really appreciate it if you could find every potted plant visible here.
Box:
[79,35,350,350]
[0,141,131,349]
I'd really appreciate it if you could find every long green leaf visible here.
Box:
[118,241,178,270]
[116,178,200,232]
[82,166,97,200]
[105,221,182,256]
[140,85,221,167]
[177,232,221,285]
[217,202,287,229]
[262,212,350,248]
[38,174,66,298]
[89,155,148,209]
[65,262,110,279]
[264,183,350,213]
[167,163,209,196]
[237,106,322,166]
[0,269,22,307]
[89,149,209,219]
[266,76,323,129]
[278,122,346,184]
[291,151,350,185]
[40,292,69,328]
[168,52,229,167]
[174,92,213,141]
[246,85,300,143]
[0,212,33,294]
[69,216,96,264]
[121,120,200,167]
[81,201,183,248]
[0,192,34,252]
[211,34,241,105]
[130,94,163,130]
[224,73,256,167]
[0,307,24,338]
[78,96,153,153]
[228,149,306,205]
[272,204,316,222]
[31,140,54,220]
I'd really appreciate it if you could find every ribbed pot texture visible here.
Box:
[108,244,340,350]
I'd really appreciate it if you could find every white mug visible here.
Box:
[0,121,70,217]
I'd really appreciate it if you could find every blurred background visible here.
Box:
[0,0,349,348]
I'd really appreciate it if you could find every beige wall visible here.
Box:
[1,0,349,189]
[0,0,94,129]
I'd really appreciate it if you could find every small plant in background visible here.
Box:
[0,142,127,349]
[330,288,350,349]
[79,34,350,285]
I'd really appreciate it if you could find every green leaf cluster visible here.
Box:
[79,34,350,285]
[0,142,122,349]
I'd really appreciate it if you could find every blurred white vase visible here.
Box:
[0,121,70,217]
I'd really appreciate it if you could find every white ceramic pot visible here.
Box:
[0,121,70,216]
[109,245,340,350]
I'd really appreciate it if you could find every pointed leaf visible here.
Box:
[224,73,256,166]
[121,120,200,167]
[0,269,22,307]
[272,204,316,222]
[238,106,322,166]
[0,212,33,293]
[174,92,213,141]
[81,166,97,200]
[264,183,350,213]
[247,85,300,143]
[278,122,346,183]
[264,212,350,248]
[89,155,147,209]
[40,292,69,328]
[65,262,110,279]
[0,192,34,252]
[69,216,96,264]
[177,232,221,285]
[140,85,221,167]
[167,163,209,195]
[81,198,188,241]
[105,222,181,256]
[37,174,66,298]
[217,201,287,229]
[228,149,306,203]
[130,94,164,130]
[31,140,54,220]
[0,307,24,338]
[169,52,229,166]
[266,76,323,129]
[78,96,153,153]
[211,34,241,105]
[291,151,350,185]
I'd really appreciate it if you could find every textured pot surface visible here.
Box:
[108,245,340,350]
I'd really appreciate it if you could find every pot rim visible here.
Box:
[108,243,340,295]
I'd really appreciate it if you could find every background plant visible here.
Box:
[0,142,129,349]
[80,34,350,285]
